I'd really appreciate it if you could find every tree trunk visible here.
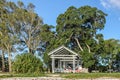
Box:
[74,38,84,52]
[29,48,34,55]
[1,51,5,72]
[8,49,12,72]
[85,43,91,53]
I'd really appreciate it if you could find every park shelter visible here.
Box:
[48,46,81,73]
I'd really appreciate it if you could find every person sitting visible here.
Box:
[75,66,82,72]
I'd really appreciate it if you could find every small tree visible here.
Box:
[12,53,43,74]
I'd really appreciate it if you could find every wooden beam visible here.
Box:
[48,46,65,55]
[51,55,76,57]
[60,61,62,72]
[53,49,70,55]
[63,46,78,55]
[60,60,78,61]
[50,57,77,59]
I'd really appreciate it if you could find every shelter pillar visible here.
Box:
[52,57,55,73]
[63,61,65,69]
[60,60,61,71]
[73,56,75,73]
[77,60,79,67]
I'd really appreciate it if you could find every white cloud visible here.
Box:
[100,0,111,9]
[100,0,120,9]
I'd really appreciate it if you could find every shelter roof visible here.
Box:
[48,45,78,56]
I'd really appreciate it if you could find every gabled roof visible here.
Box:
[48,45,78,56]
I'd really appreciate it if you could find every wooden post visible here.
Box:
[63,61,65,69]
[52,57,55,73]
[77,60,79,67]
[73,56,75,73]
[60,60,62,72]
[58,60,59,68]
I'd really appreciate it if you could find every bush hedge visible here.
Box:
[12,53,43,74]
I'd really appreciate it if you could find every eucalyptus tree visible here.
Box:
[0,1,22,72]
[1,1,21,72]
[0,0,43,72]
[5,1,43,71]
[0,32,6,72]
[13,1,43,54]
[0,13,13,73]
[0,0,10,72]
[1,1,43,55]
[56,6,107,68]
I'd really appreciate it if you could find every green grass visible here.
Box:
[13,73,46,77]
[61,73,120,79]
[0,72,120,79]
[0,74,13,78]
[0,73,46,78]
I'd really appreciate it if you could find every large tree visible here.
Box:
[56,6,107,68]
[13,1,43,54]
[0,0,43,72]
[0,0,14,72]
[56,6,107,52]
[42,6,107,71]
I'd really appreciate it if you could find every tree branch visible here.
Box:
[66,33,73,43]
[74,37,84,52]
[85,42,91,53]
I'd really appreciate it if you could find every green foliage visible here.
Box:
[81,51,95,68]
[12,53,43,74]
[43,53,50,68]
[0,55,2,70]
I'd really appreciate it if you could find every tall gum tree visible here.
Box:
[0,0,43,72]
[15,2,43,54]
[10,1,43,54]
[0,0,14,72]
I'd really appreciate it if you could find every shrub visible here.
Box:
[12,53,43,74]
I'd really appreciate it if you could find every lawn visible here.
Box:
[0,72,120,79]
[61,73,120,79]
[0,73,46,78]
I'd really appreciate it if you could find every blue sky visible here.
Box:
[11,0,120,40]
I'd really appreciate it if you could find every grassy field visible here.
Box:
[61,73,120,79]
[0,72,120,79]
[0,73,46,78]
